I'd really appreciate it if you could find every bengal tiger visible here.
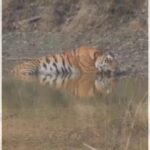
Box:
[11,46,119,75]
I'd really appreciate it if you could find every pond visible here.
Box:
[2,73,148,150]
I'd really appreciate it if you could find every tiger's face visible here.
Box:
[95,52,119,74]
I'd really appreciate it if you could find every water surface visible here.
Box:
[3,74,148,150]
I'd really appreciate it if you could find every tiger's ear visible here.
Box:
[106,52,116,60]
[93,51,102,61]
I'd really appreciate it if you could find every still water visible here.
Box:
[3,73,148,150]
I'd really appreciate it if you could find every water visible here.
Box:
[2,73,148,150]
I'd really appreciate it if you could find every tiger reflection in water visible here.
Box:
[15,73,117,99]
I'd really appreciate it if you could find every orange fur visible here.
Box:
[11,46,119,75]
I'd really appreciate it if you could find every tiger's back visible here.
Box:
[11,46,119,75]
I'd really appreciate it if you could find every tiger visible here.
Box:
[11,46,119,76]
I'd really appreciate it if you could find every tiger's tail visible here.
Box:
[11,59,40,75]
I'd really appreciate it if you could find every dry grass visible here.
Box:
[3,0,147,34]
[2,1,148,149]
[2,76,148,150]
[2,1,148,77]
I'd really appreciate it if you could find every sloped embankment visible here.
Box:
[3,0,147,34]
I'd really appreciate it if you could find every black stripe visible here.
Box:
[62,56,65,66]
[67,73,72,79]
[61,78,65,87]
[53,62,59,74]
[61,72,66,78]
[34,69,39,75]
[68,66,72,73]
[42,76,47,82]
[43,63,47,69]
[37,59,41,63]
[61,56,68,73]
[52,74,58,85]
[61,67,65,74]
[50,67,53,71]
[53,55,58,63]
[66,55,72,67]
[45,57,50,64]
[64,72,68,78]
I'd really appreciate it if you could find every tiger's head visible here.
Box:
[94,52,119,75]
